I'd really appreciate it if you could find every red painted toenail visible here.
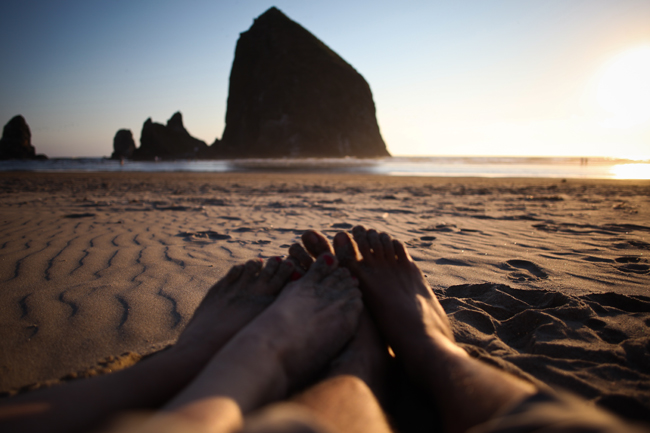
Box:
[324,254,334,265]
[291,271,302,281]
[274,256,282,262]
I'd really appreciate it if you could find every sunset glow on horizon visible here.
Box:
[1,1,649,159]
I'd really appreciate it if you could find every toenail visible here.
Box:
[324,254,334,265]
[291,271,302,281]
[273,256,282,262]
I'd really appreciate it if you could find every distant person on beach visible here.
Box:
[0,228,644,433]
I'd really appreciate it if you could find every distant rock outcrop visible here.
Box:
[214,7,389,158]
[111,129,136,160]
[132,112,208,160]
[0,115,47,160]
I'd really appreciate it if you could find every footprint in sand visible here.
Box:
[178,231,231,242]
[422,223,457,232]
[64,213,96,218]
[501,259,548,282]
[614,256,650,274]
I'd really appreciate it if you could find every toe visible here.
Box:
[258,256,282,281]
[223,264,245,283]
[352,226,373,262]
[241,258,263,281]
[393,239,412,263]
[333,232,361,270]
[289,243,314,270]
[302,230,334,258]
[266,259,295,293]
[379,233,396,261]
[367,230,382,257]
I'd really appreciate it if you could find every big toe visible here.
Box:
[301,230,334,258]
[289,243,314,270]
[255,257,294,295]
[333,232,361,270]
[241,258,264,282]
[352,226,373,261]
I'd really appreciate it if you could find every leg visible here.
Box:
[337,226,536,433]
[0,258,295,433]
[287,310,394,433]
[157,253,363,432]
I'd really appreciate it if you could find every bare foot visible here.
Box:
[288,230,333,273]
[173,257,296,378]
[164,253,363,418]
[334,226,458,358]
[293,228,536,433]
[267,253,363,396]
[289,231,393,402]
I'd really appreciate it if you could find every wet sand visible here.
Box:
[0,172,649,422]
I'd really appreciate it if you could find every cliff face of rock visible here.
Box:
[0,115,47,160]
[216,7,389,158]
[132,112,207,160]
[111,129,136,160]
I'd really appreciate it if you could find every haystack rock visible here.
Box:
[0,115,47,160]
[111,129,136,160]
[215,7,390,158]
[133,112,208,160]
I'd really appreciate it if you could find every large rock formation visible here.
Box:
[111,129,136,160]
[132,112,208,160]
[215,7,389,158]
[0,115,47,160]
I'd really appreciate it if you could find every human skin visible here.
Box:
[156,253,363,433]
[292,227,537,433]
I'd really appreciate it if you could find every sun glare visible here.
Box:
[610,163,650,180]
[597,46,650,128]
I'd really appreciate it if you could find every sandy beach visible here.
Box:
[0,172,648,423]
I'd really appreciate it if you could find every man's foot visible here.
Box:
[292,228,455,350]
[333,226,457,357]
[288,230,333,273]
[173,257,296,376]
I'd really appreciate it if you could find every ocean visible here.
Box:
[1,156,649,180]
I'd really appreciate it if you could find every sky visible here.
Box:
[1,0,649,159]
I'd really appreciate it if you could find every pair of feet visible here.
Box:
[170,225,457,417]
[289,226,456,362]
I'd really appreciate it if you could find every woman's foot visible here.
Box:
[163,253,363,423]
[172,257,296,372]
